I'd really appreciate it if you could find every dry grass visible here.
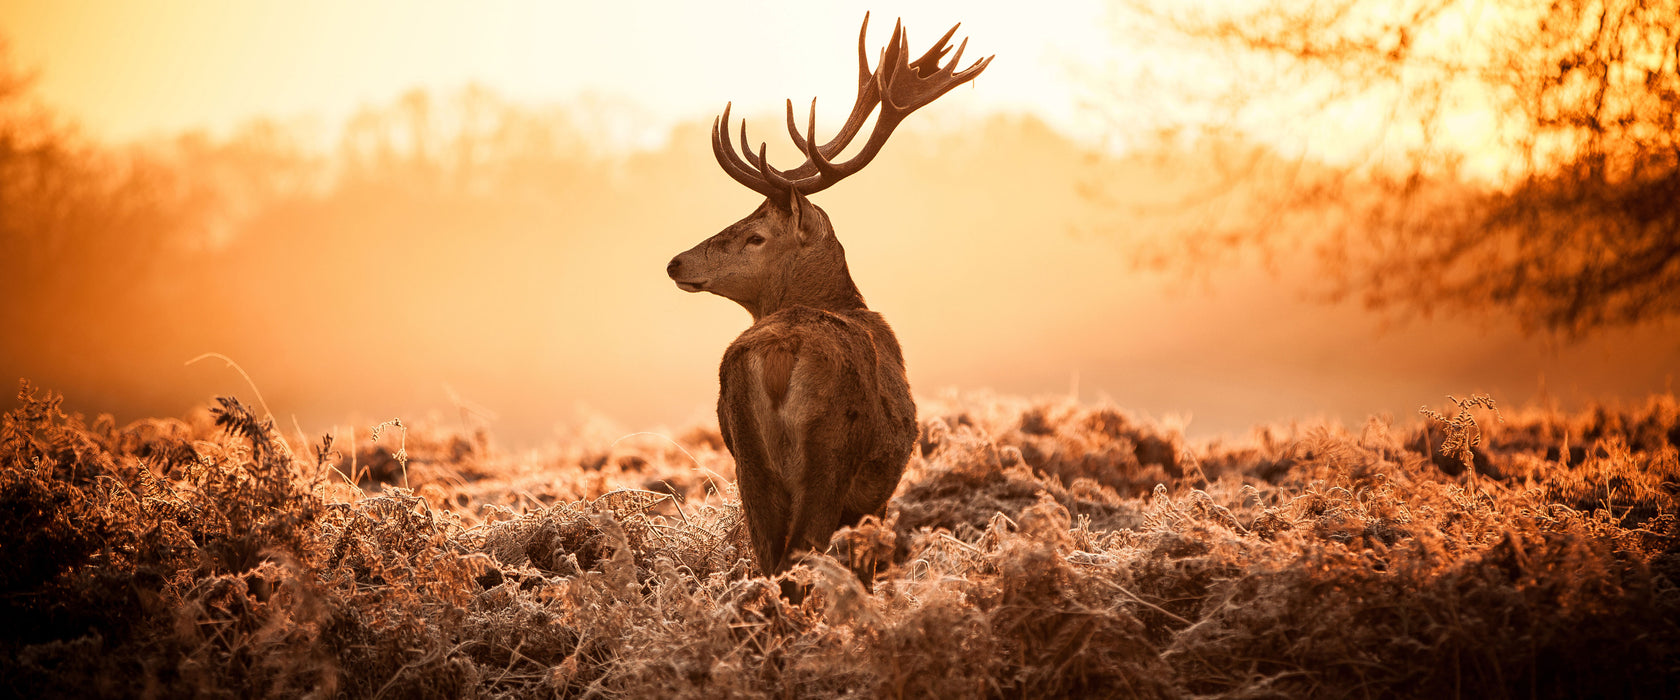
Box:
[2,381,1676,698]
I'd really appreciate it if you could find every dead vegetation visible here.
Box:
[2,381,1676,698]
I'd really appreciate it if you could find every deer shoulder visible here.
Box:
[719,308,914,467]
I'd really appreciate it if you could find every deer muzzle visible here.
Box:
[667,256,707,292]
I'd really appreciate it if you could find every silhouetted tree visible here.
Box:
[0,39,231,394]
[1,41,190,301]
[1114,0,1679,336]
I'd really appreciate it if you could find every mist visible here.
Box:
[3,89,1675,447]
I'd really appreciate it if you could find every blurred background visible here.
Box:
[1,0,1675,446]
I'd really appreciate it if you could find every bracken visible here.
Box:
[1,382,1676,698]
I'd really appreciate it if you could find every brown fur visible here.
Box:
[669,194,916,577]
[759,343,797,410]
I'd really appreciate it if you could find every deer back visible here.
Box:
[718,305,915,480]
[716,304,916,575]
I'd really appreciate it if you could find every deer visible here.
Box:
[666,13,990,587]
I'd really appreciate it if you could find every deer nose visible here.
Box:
[666,257,682,278]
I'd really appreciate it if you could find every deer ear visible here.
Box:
[786,188,810,244]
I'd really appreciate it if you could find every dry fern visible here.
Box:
[3,384,1677,698]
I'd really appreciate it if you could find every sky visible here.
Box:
[1,0,1674,446]
[0,0,1125,149]
[0,0,1516,174]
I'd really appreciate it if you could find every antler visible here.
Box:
[712,13,993,199]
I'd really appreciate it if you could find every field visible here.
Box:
[2,382,1677,698]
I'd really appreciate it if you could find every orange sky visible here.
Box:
[1,0,1518,173]
[0,1,1119,147]
[1,1,1673,446]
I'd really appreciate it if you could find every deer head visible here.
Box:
[667,13,992,320]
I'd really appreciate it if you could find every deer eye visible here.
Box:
[745,235,766,246]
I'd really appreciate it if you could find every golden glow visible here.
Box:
[0,1,1119,146]
[0,2,1672,446]
[0,1,1517,169]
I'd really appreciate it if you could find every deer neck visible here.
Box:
[747,242,866,321]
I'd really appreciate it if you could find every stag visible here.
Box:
[667,14,990,582]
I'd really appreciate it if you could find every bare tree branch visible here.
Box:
[1106,0,1680,337]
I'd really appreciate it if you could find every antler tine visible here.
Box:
[756,141,796,193]
[784,99,810,153]
[947,38,968,76]
[910,23,961,77]
[712,103,781,198]
[734,115,799,194]
[882,20,906,90]
[736,119,778,179]
[959,53,994,82]
[856,12,872,82]
[803,94,845,181]
[738,119,757,168]
[830,10,881,151]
